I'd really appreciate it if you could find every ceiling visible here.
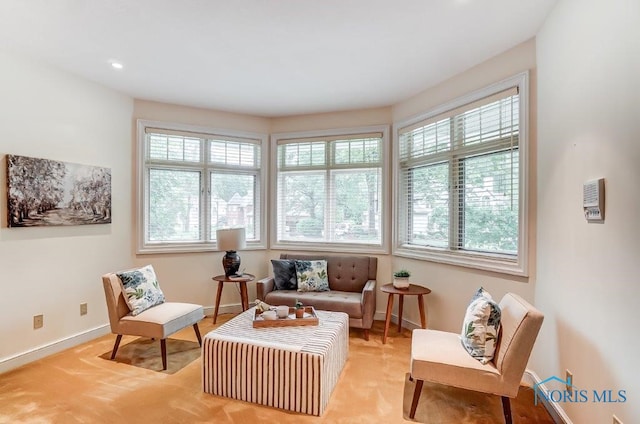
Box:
[0,0,557,118]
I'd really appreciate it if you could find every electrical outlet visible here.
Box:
[565,369,573,394]
[80,303,88,316]
[33,314,44,329]
[613,414,623,424]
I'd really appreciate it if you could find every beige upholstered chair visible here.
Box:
[409,293,543,424]
[102,271,204,370]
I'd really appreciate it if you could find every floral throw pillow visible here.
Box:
[460,287,502,364]
[295,260,330,292]
[116,265,165,316]
[271,259,298,290]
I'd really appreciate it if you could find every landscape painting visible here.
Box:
[7,154,111,227]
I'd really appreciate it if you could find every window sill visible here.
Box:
[137,242,266,255]
[393,245,528,277]
[271,240,388,255]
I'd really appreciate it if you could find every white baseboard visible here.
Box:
[203,303,243,318]
[0,303,246,375]
[0,324,111,375]
[374,311,422,331]
[1,301,569,424]
[523,369,573,424]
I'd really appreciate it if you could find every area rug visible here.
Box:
[402,374,555,423]
[99,337,200,374]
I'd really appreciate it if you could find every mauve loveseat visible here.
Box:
[256,253,377,340]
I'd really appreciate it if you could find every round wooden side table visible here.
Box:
[212,274,255,324]
[381,283,431,344]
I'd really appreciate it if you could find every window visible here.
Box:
[137,120,267,253]
[394,73,528,275]
[271,126,389,252]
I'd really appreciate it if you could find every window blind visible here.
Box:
[274,131,384,247]
[140,124,264,251]
[397,87,520,256]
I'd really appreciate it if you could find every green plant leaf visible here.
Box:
[465,321,475,337]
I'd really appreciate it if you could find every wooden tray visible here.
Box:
[253,306,319,328]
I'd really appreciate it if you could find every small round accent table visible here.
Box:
[212,274,255,324]
[381,283,431,344]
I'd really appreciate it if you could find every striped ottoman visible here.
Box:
[202,307,349,416]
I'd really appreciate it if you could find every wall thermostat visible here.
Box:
[583,178,605,222]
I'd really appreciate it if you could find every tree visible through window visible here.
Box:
[273,128,388,250]
[395,73,528,275]
[138,123,266,253]
[148,168,200,242]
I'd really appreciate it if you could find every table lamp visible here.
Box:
[216,227,246,277]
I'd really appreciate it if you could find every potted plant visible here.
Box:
[294,300,305,318]
[393,269,411,289]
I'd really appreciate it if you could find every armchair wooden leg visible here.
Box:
[160,339,167,371]
[409,379,424,419]
[110,334,122,360]
[501,396,512,424]
[363,329,369,341]
[193,323,202,346]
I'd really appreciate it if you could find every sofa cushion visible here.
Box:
[264,290,363,318]
[460,287,502,364]
[116,265,165,316]
[281,254,374,292]
[271,259,298,290]
[295,260,330,292]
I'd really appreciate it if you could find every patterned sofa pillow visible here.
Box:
[460,287,502,364]
[295,260,330,292]
[271,259,298,290]
[116,265,165,315]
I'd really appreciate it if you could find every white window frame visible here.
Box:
[393,72,529,276]
[136,119,268,254]
[270,125,390,254]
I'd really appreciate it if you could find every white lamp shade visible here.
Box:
[216,228,246,251]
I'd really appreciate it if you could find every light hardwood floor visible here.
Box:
[0,315,554,423]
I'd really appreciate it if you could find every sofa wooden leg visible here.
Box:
[110,334,122,360]
[409,379,424,419]
[161,339,167,371]
[193,323,202,346]
[363,329,369,341]
[501,396,512,424]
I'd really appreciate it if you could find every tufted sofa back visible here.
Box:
[280,253,377,293]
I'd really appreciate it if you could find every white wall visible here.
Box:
[270,107,391,133]
[534,0,640,422]
[0,50,133,370]
[389,39,538,332]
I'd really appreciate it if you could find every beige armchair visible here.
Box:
[409,293,543,424]
[102,271,204,370]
